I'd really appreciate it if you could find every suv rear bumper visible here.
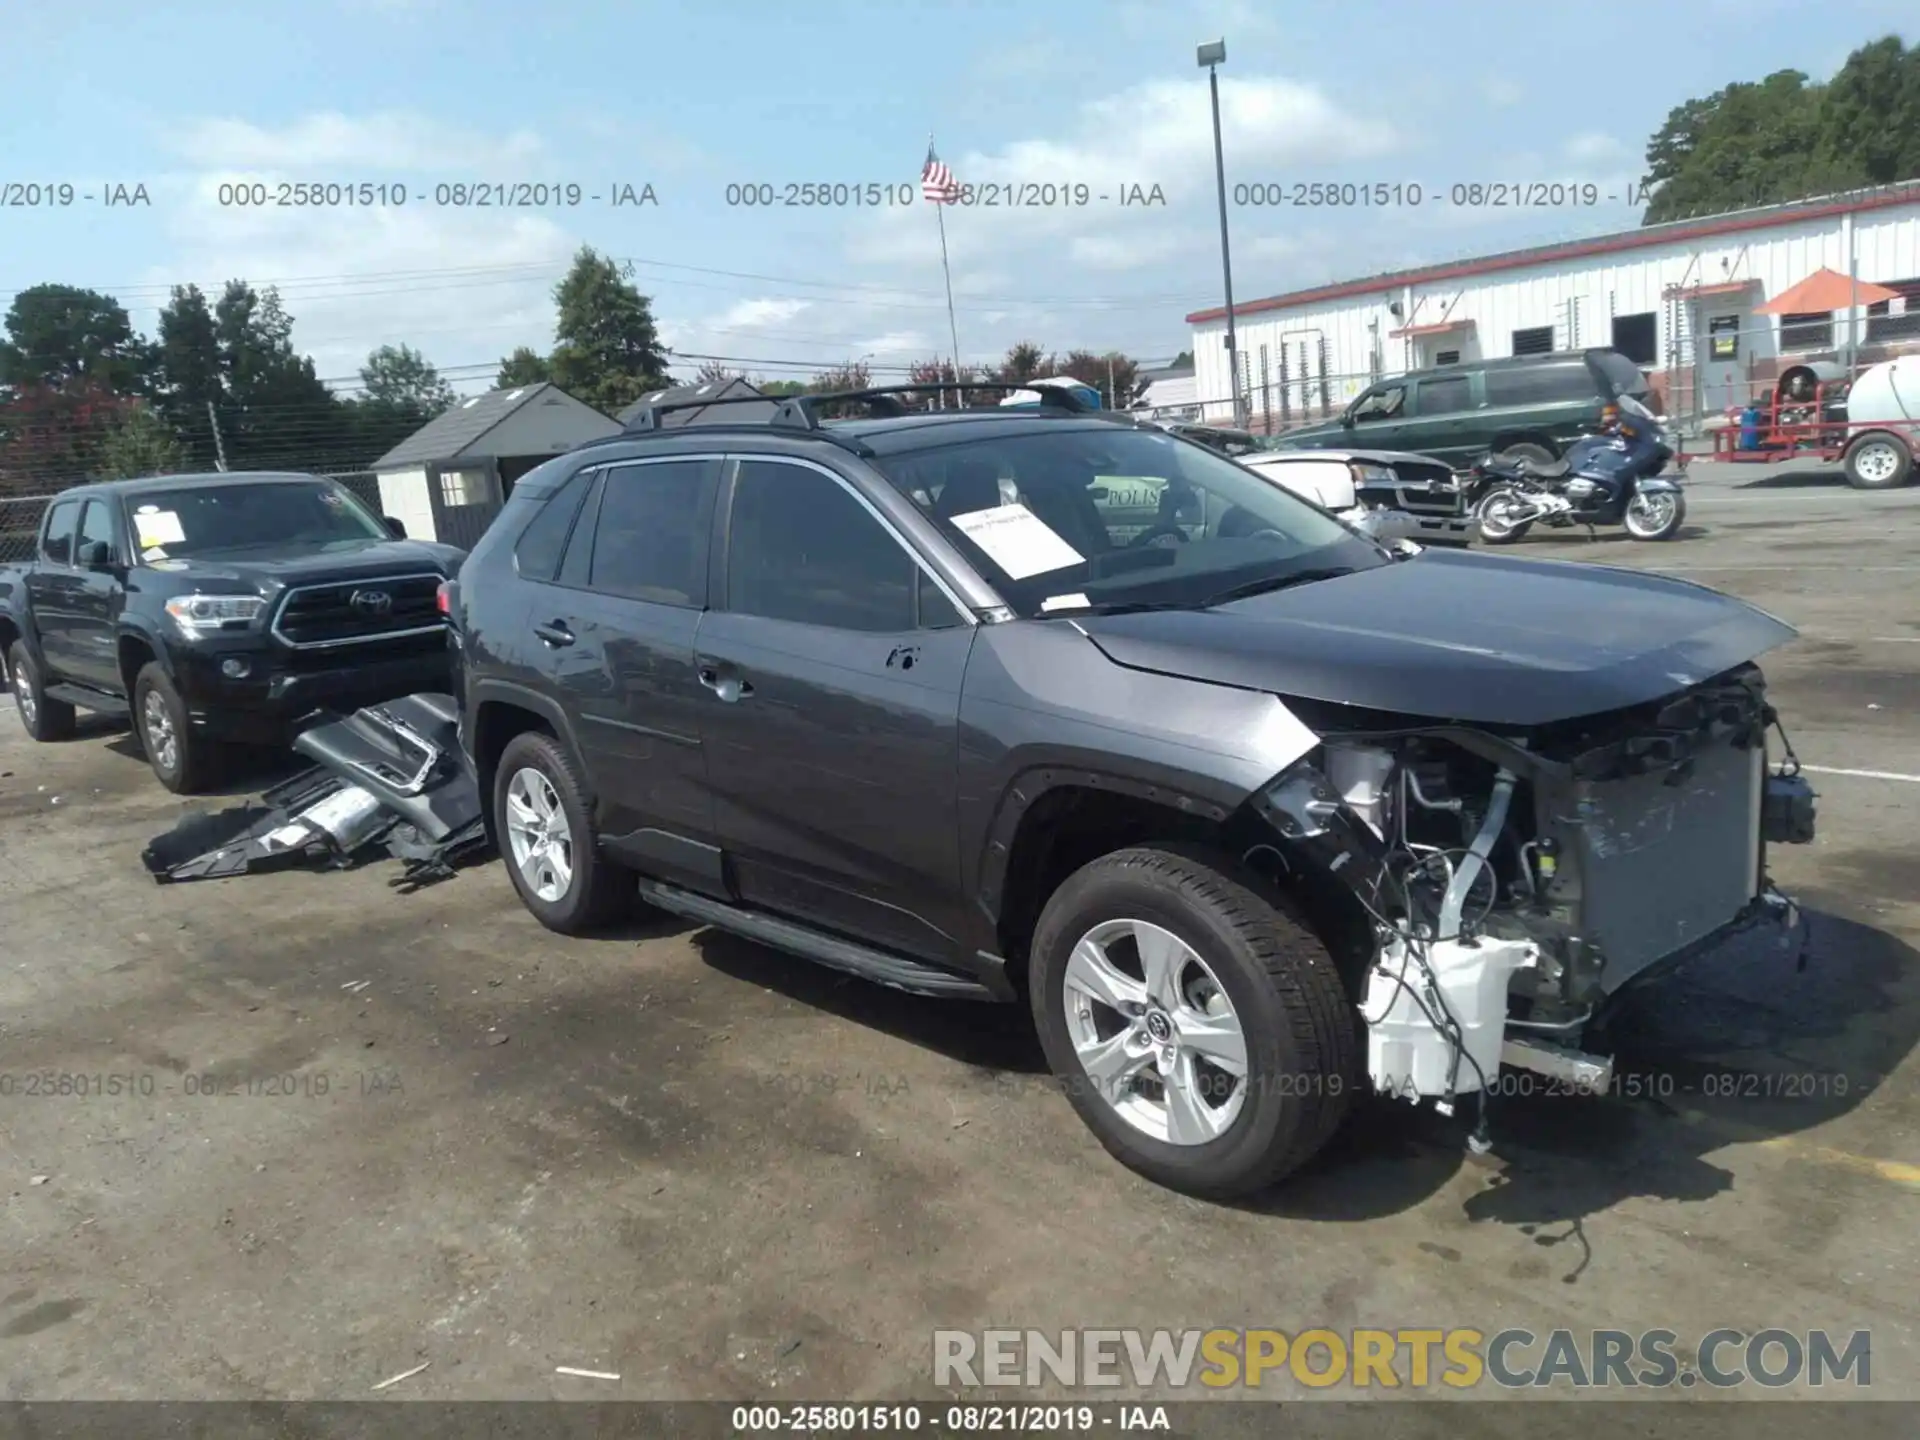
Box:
[174,641,453,745]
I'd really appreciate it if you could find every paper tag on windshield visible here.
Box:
[141,545,168,561]
[1040,593,1090,613]
[948,504,1083,580]
[134,509,185,547]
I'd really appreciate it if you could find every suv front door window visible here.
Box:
[523,457,722,880]
[695,458,976,960]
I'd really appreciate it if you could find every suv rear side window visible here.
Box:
[726,460,915,633]
[40,499,79,564]
[586,460,711,606]
[513,468,593,581]
[1483,364,1594,407]
[1415,374,1472,415]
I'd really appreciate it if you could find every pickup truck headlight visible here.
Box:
[164,593,266,636]
[1348,463,1397,485]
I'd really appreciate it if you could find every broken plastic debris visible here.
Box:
[555,1366,620,1381]
[371,1360,430,1391]
[30,1175,50,1186]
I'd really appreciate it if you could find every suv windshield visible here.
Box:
[127,481,389,560]
[1592,349,1653,402]
[871,425,1388,617]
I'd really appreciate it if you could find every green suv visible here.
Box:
[1269,349,1657,468]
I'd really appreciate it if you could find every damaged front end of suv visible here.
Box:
[1247,661,1817,1135]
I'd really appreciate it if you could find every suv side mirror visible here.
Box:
[79,540,114,570]
[1339,409,1356,427]
[384,516,407,538]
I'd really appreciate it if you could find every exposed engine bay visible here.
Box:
[1250,662,1818,1133]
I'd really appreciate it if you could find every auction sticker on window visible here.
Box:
[949,504,1083,580]
[133,507,185,547]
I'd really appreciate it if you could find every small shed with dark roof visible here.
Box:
[615,377,777,428]
[371,382,620,549]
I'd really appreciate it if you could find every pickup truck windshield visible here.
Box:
[127,481,389,559]
[871,424,1387,617]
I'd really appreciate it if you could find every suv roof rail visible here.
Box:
[619,380,1102,436]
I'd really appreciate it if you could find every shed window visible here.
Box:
[1778,312,1833,352]
[1866,279,1920,344]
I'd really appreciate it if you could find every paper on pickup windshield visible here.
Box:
[134,508,186,547]
[948,503,1083,580]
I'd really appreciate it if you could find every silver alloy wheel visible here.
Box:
[142,691,178,773]
[1061,918,1250,1146]
[505,765,574,904]
[1852,440,1900,484]
[1475,489,1528,539]
[1624,490,1679,538]
[15,664,37,730]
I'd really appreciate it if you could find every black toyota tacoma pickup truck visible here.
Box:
[0,470,464,793]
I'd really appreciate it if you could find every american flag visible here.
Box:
[921,141,961,203]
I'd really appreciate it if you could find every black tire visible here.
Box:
[132,662,223,794]
[7,641,77,742]
[1843,433,1913,491]
[1473,487,1534,545]
[492,729,635,935]
[1493,441,1554,468]
[1027,845,1361,1199]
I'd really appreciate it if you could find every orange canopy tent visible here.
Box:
[1754,268,1901,314]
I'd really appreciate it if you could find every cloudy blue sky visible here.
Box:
[2,0,1911,393]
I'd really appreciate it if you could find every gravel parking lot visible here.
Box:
[2,457,1916,1408]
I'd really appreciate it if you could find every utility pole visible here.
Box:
[206,401,229,472]
[1107,354,1116,409]
[1198,39,1242,429]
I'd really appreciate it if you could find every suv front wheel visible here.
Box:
[1027,845,1360,1199]
[493,730,635,934]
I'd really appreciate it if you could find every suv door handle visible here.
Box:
[696,662,753,703]
[533,620,575,647]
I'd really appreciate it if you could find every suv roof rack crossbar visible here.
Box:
[621,391,794,433]
[723,381,1095,432]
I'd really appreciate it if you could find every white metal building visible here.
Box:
[1187,181,1920,433]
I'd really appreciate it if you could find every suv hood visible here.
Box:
[139,538,462,590]
[1072,547,1797,726]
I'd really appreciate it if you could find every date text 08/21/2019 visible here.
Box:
[0,1070,403,1099]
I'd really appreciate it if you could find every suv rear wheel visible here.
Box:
[7,641,77,742]
[1027,845,1359,1199]
[493,730,635,934]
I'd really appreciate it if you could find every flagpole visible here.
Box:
[930,132,963,406]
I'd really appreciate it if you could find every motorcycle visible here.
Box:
[1461,394,1687,544]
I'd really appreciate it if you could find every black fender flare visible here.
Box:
[112,620,177,690]
[972,763,1239,926]
[466,678,588,783]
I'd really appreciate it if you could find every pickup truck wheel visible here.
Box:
[1027,845,1360,1199]
[132,663,222,794]
[493,730,635,935]
[7,642,77,741]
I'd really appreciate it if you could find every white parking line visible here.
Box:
[1799,765,1920,784]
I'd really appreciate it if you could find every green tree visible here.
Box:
[1640,38,1920,224]
[208,282,346,470]
[98,400,188,479]
[496,346,551,388]
[0,284,152,394]
[756,378,807,397]
[995,341,1053,384]
[149,284,224,465]
[359,343,455,415]
[1058,349,1143,408]
[1818,36,1920,189]
[907,357,999,407]
[546,247,671,413]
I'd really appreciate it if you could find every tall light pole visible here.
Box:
[1198,38,1242,429]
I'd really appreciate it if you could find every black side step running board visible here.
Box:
[634,879,1000,1002]
[45,684,129,715]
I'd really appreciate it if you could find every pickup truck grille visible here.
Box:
[1356,474,1466,518]
[271,572,446,649]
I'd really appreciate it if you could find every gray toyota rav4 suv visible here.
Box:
[444,384,1815,1199]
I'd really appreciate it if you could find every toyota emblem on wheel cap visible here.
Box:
[1145,1011,1173,1043]
[349,588,393,616]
